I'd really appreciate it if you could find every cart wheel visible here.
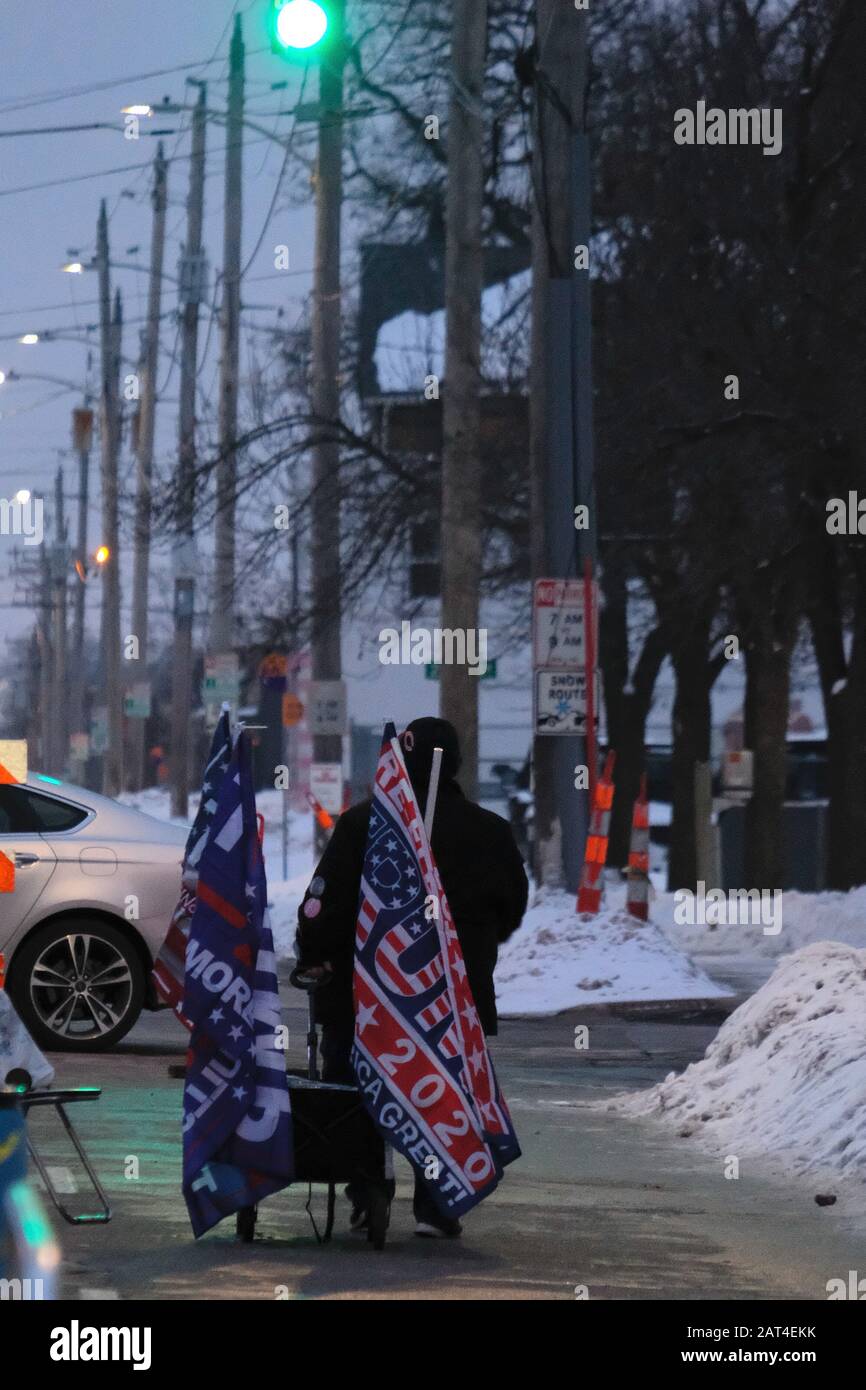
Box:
[367,1189,389,1251]
[236,1205,257,1243]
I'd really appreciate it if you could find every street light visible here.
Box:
[19,333,39,345]
[94,545,110,566]
[270,0,330,53]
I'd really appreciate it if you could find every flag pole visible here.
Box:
[424,747,444,840]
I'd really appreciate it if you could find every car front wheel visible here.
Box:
[9,919,145,1052]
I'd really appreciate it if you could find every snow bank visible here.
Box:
[657,886,866,959]
[615,941,866,1187]
[494,889,731,1017]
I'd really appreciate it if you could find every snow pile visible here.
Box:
[494,889,731,1017]
[615,941,866,1186]
[658,886,866,959]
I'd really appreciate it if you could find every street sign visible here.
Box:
[90,708,108,755]
[69,732,90,760]
[425,659,497,682]
[308,680,347,736]
[722,749,754,798]
[535,670,601,736]
[310,762,343,815]
[123,682,152,719]
[533,578,597,669]
[260,652,288,692]
[282,692,305,728]
[0,740,27,783]
[203,652,241,702]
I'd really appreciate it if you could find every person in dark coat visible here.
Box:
[295,716,529,1237]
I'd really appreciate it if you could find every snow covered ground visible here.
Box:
[494,889,731,1017]
[612,942,866,1193]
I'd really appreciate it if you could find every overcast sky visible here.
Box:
[0,0,320,651]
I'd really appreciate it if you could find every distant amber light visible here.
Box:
[94,545,111,565]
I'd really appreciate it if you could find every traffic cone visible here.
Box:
[577,752,616,915]
[626,774,650,921]
[307,790,334,833]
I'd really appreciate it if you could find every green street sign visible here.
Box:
[425,660,497,682]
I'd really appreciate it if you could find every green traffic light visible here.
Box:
[273,0,330,51]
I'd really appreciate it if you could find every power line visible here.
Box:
[0,49,270,119]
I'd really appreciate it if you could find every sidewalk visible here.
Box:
[37,1004,866,1300]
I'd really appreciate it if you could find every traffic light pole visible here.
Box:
[309,0,346,850]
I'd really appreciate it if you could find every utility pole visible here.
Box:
[128,142,167,791]
[98,197,123,797]
[440,0,488,802]
[530,0,595,890]
[210,15,244,655]
[38,538,53,772]
[171,84,208,819]
[69,396,93,748]
[51,467,69,775]
[310,0,347,845]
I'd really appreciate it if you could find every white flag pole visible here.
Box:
[424,746,444,841]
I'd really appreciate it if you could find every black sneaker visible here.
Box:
[414,1216,463,1239]
[349,1204,369,1233]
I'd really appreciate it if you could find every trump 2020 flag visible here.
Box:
[182,730,292,1237]
[152,708,233,1027]
[352,724,520,1221]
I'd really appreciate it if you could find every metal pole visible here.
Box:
[97,202,123,796]
[128,142,167,790]
[440,0,487,803]
[171,85,207,820]
[529,0,592,891]
[310,0,346,851]
[210,16,244,654]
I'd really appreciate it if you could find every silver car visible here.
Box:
[0,774,187,1051]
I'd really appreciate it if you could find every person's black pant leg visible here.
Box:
[320,1021,355,1084]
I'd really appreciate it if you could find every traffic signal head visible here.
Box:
[270,0,330,54]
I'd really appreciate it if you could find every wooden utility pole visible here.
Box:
[128,142,167,791]
[210,15,244,654]
[38,542,53,772]
[310,0,346,842]
[440,0,488,802]
[171,85,207,820]
[51,466,69,774]
[530,0,594,889]
[97,201,123,796]
[69,397,93,747]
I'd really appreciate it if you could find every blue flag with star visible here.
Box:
[181,730,293,1238]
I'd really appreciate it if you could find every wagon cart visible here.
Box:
[235,970,393,1250]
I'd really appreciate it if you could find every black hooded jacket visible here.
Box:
[295,776,529,1035]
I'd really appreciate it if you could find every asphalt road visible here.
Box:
[30,991,866,1302]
